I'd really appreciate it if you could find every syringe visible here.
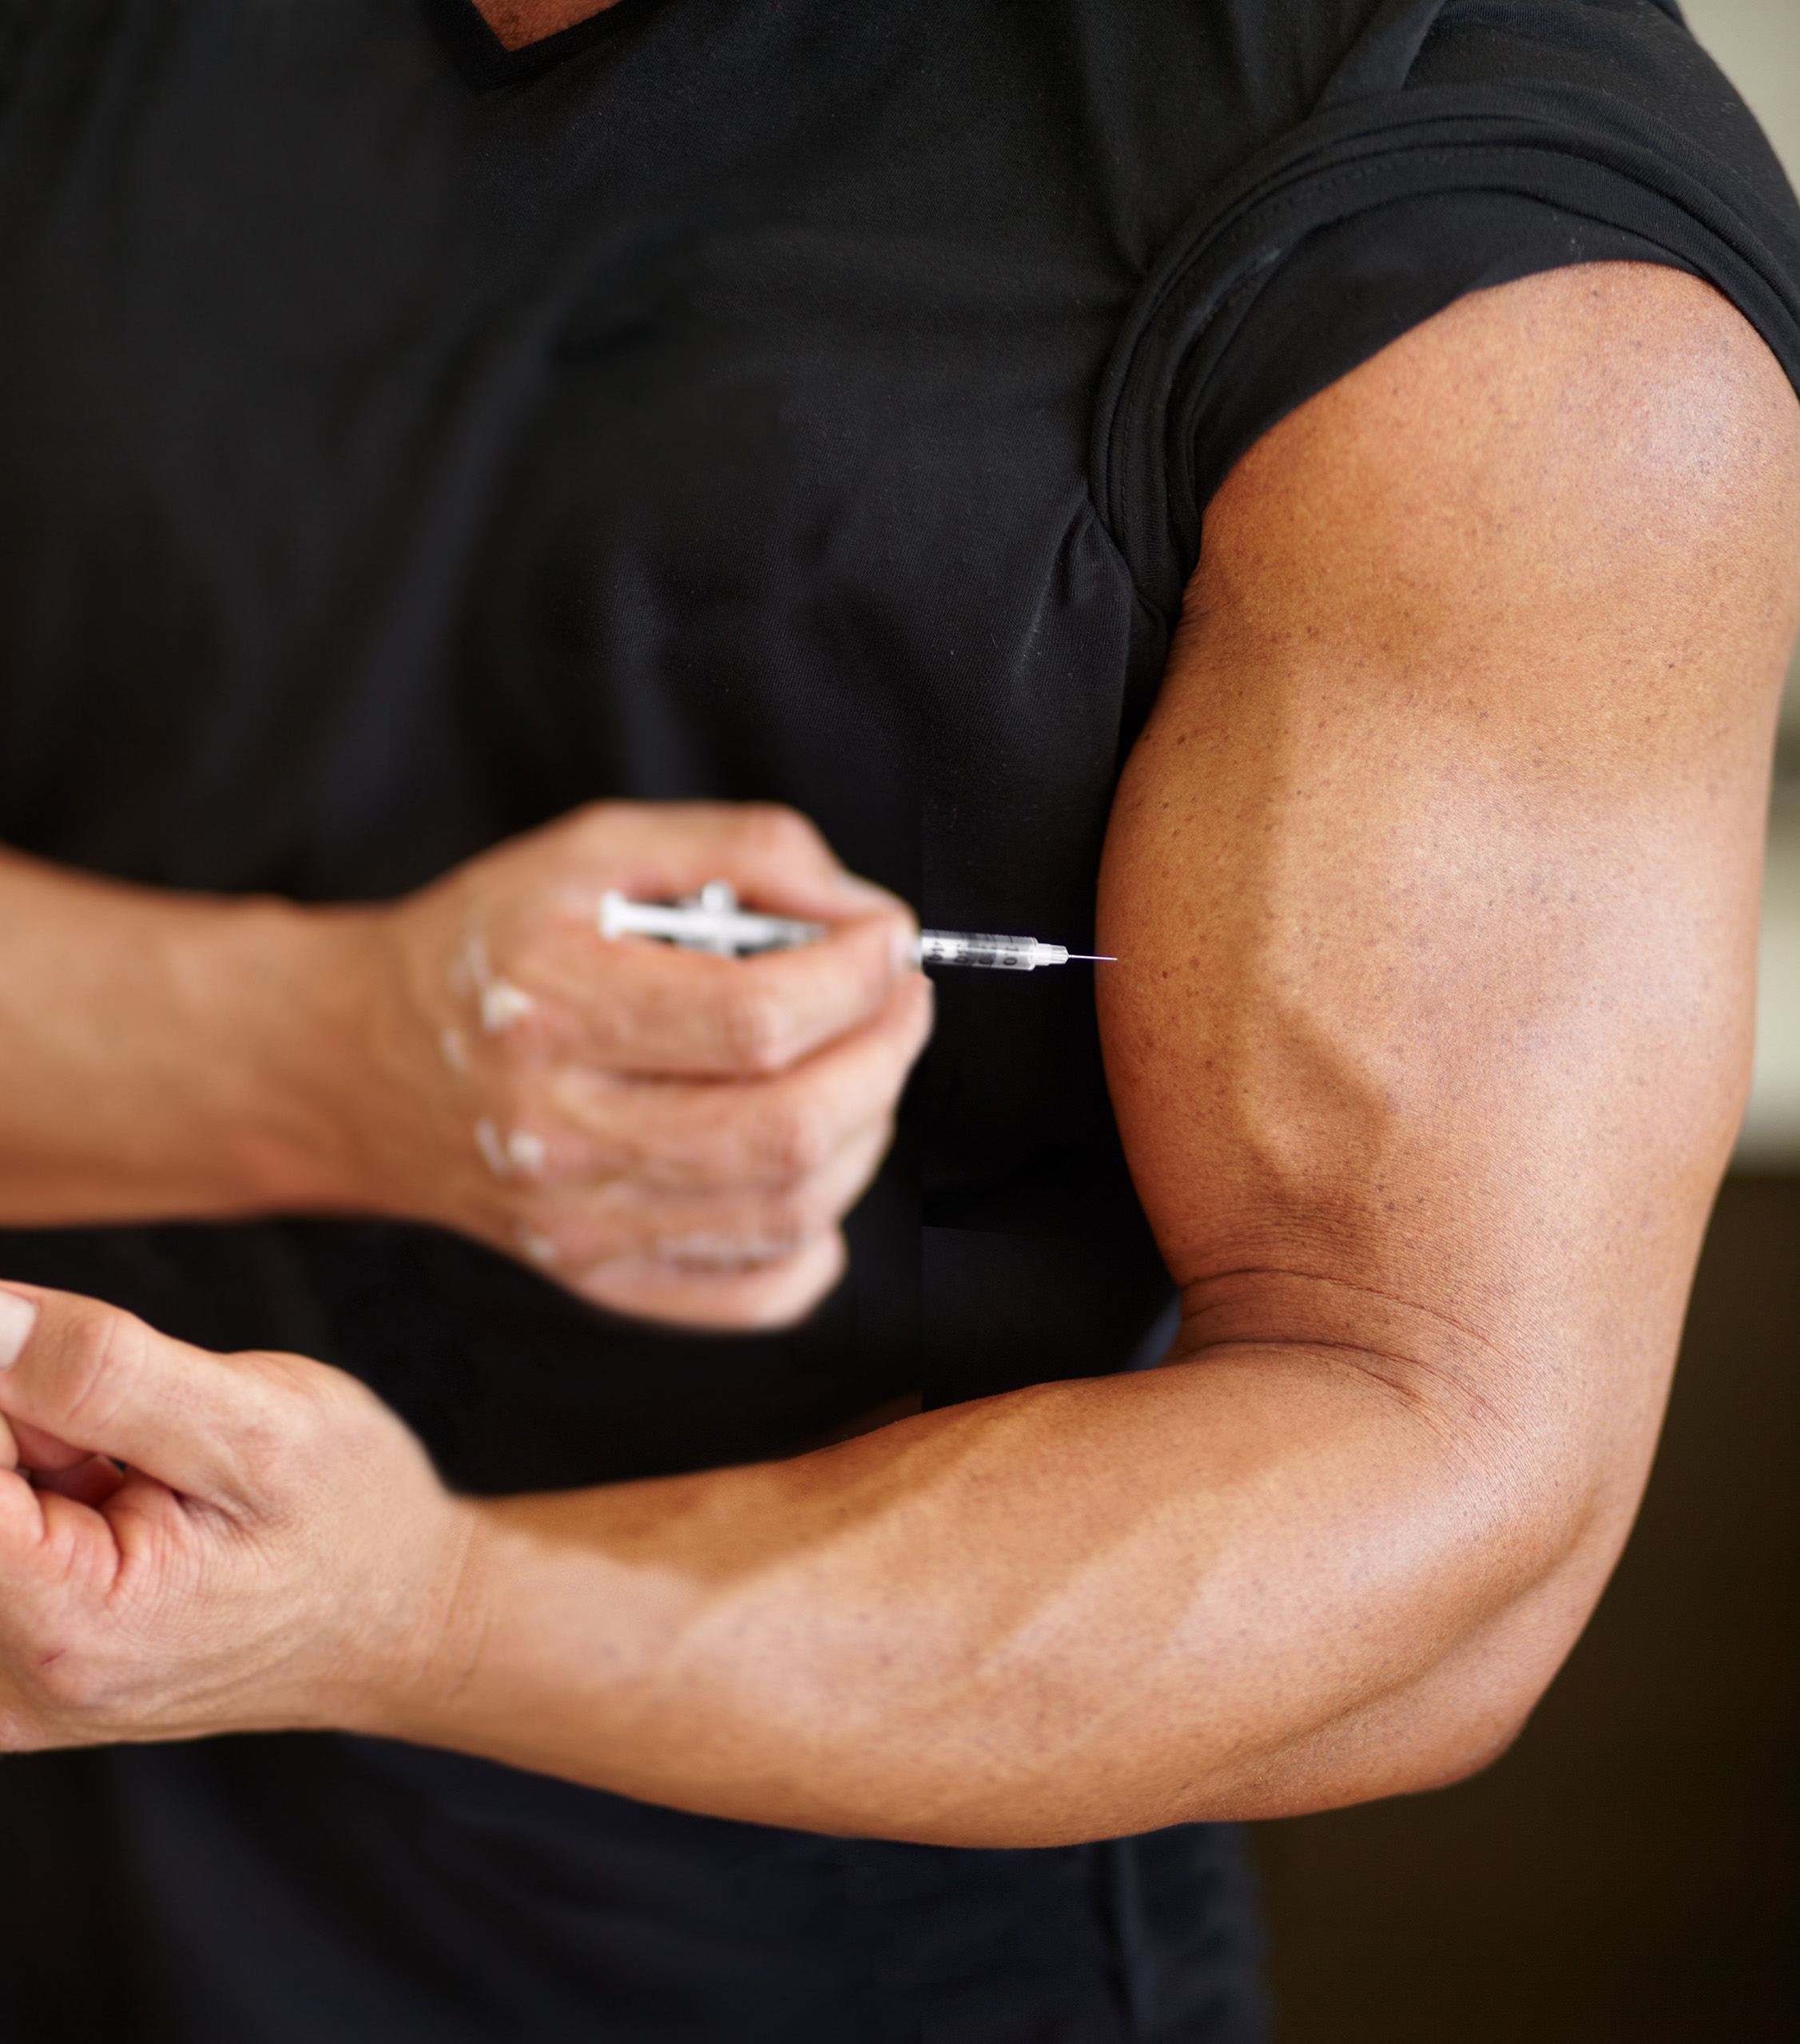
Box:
[914,931,1109,970]
[598,883,1112,969]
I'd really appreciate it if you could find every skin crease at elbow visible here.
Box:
[0,260,1797,1852]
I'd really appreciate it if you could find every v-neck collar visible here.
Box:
[420,0,669,89]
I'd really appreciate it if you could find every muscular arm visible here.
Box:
[3,264,1795,1846]
[383,265,1798,1841]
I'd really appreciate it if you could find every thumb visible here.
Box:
[0,1284,267,1507]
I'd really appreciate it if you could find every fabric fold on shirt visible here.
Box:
[1095,55,1800,623]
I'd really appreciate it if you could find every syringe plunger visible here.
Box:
[598,884,825,956]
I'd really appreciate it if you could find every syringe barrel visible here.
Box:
[917,931,1059,970]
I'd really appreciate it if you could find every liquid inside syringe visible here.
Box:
[599,884,1112,970]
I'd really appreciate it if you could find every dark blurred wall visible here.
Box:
[1254,1174,1799,2041]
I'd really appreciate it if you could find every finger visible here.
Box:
[570,1228,850,1332]
[516,1120,893,1276]
[541,971,932,1189]
[557,802,908,927]
[8,1415,105,1474]
[6,1405,128,1508]
[562,911,920,1078]
[32,1455,127,1509]
[0,1284,274,1509]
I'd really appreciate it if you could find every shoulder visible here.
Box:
[1198,262,1800,674]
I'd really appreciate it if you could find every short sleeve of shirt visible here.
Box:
[1091,0,1800,622]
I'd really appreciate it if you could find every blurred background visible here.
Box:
[1252,5,1800,2033]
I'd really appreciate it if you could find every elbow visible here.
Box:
[1384,1486,1625,1799]
[1214,1676,1544,1824]
[1239,1577,1589,1821]
[1303,1425,1634,1812]
[1389,1694,1538,1798]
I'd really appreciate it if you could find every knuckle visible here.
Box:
[0,1616,96,1739]
[761,1183,831,1240]
[741,1234,846,1330]
[13,1608,141,1725]
[234,1357,379,1499]
[30,1647,113,1722]
[507,1191,622,1274]
[761,1097,831,1181]
[568,800,618,845]
[720,985,792,1074]
[553,802,629,877]
[513,1217,569,1272]
[226,1394,302,1498]
[737,803,821,867]
[270,1351,368,1437]
[47,1302,146,1437]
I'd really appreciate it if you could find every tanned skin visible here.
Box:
[1,265,1797,1848]
[0,809,926,1330]
[478,1,627,54]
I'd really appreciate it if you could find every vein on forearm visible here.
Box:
[424,1346,1539,1843]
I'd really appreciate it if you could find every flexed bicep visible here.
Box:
[1100,260,1800,1578]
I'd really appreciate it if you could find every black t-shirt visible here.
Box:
[0,3,1794,2038]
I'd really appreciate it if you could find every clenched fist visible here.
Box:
[282,804,931,1328]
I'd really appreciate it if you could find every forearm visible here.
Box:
[0,808,928,1328]
[0,846,368,1224]
[386,1346,1607,1848]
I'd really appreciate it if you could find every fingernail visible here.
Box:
[0,1289,38,1370]
[890,923,920,976]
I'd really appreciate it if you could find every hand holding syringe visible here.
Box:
[600,882,1114,970]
